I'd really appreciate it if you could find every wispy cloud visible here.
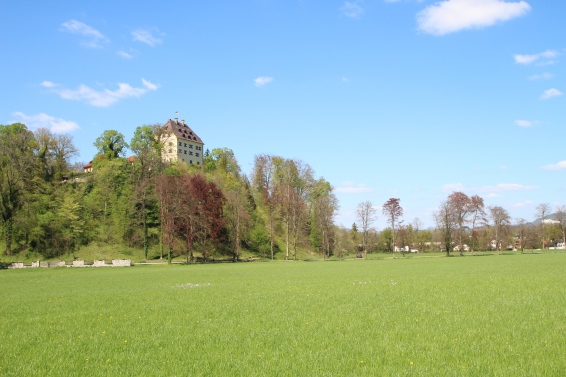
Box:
[515,119,539,128]
[341,76,351,83]
[442,182,537,193]
[417,0,531,36]
[60,19,109,48]
[341,1,364,18]
[540,88,562,100]
[254,76,274,88]
[335,181,373,194]
[11,112,79,133]
[44,79,158,107]
[513,200,533,207]
[132,29,163,46]
[117,50,136,59]
[542,161,566,170]
[528,72,553,81]
[478,183,537,192]
[515,50,558,65]
[441,183,466,192]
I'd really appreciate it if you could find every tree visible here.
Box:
[468,195,486,255]
[382,198,403,258]
[535,203,551,249]
[489,206,511,255]
[434,200,456,256]
[252,154,281,260]
[356,201,377,259]
[94,130,128,159]
[0,123,37,255]
[554,205,566,250]
[130,125,162,259]
[447,191,471,256]
[311,179,338,259]
[515,218,529,253]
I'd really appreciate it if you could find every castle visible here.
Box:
[160,118,204,165]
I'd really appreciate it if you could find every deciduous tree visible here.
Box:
[356,201,377,258]
[382,198,403,258]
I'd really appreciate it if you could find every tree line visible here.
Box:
[0,123,339,261]
[350,194,566,257]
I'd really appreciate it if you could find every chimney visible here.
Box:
[174,117,178,124]
[181,119,185,126]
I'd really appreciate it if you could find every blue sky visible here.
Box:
[1,0,564,228]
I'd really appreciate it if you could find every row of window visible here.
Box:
[177,141,202,151]
[178,149,200,157]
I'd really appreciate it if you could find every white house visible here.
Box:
[160,118,204,166]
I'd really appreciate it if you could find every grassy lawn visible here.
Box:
[1,253,565,376]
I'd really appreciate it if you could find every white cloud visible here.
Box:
[541,88,562,100]
[442,182,537,193]
[486,193,502,198]
[40,81,56,88]
[335,181,373,194]
[477,183,537,192]
[515,119,535,128]
[45,79,158,107]
[254,76,274,88]
[342,76,351,83]
[60,20,109,48]
[528,72,553,81]
[11,112,79,133]
[442,183,465,192]
[341,1,364,18]
[513,200,533,207]
[132,29,163,46]
[515,50,558,65]
[542,161,566,170]
[417,0,531,36]
[117,50,134,59]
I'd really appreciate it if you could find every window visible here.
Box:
[190,160,193,164]
[197,162,200,165]
[189,151,193,155]
[189,144,193,149]
[184,143,187,147]
[178,142,182,146]
[184,150,187,154]
[178,149,181,153]
[195,152,200,157]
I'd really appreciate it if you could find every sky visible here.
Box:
[1,0,565,229]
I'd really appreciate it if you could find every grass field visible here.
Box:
[1,254,565,376]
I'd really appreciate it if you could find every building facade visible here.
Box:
[161,118,204,165]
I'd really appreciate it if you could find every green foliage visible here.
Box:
[93,130,128,159]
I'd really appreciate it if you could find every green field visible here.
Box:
[1,254,565,376]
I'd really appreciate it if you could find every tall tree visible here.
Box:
[356,201,377,259]
[311,179,338,259]
[447,191,471,256]
[94,130,128,160]
[382,198,403,258]
[515,218,529,254]
[130,125,162,259]
[434,200,456,257]
[489,206,511,255]
[535,203,551,249]
[252,154,281,260]
[555,205,566,249]
[468,195,486,255]
[0,123,37,255]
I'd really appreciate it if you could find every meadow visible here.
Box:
[1,254,565,376]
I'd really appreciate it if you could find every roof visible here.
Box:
[84,161,93,169]
[163,118,203,144]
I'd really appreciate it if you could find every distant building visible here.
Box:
[161,118,204,166]
[83,161,93,173]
